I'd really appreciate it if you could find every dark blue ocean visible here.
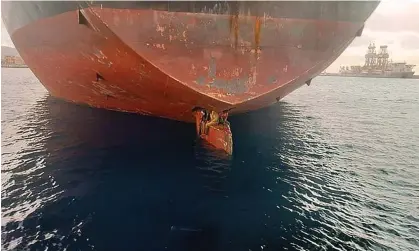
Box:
[2,68,419,251]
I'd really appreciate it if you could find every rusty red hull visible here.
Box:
[2,1,380,122]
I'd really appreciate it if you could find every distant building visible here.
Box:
[13,56,25,65]
[1,55,27,68]
[5,56,15,64]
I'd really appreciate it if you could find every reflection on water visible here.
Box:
[2,69,419,251]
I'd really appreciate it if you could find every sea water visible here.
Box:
[2,68,419,251]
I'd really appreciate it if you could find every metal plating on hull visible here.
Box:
[1,1,380,122]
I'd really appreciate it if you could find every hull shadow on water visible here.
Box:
[2,95,363,251]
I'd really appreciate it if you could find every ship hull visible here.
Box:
[2,1,380,122]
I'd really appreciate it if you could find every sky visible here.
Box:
[328,0,419,72]
[1,0,419,73]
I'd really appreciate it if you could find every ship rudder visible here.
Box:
[194,108,233,155]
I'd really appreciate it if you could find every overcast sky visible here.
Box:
[1,0,418,72]
[328,0,419,72]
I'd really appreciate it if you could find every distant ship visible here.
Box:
[338,44,415,78]
[1,1,380,122]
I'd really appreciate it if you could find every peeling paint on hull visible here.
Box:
[2,2,379,122]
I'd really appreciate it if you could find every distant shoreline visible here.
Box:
[2,65,28,68]
[319,73,419,79]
